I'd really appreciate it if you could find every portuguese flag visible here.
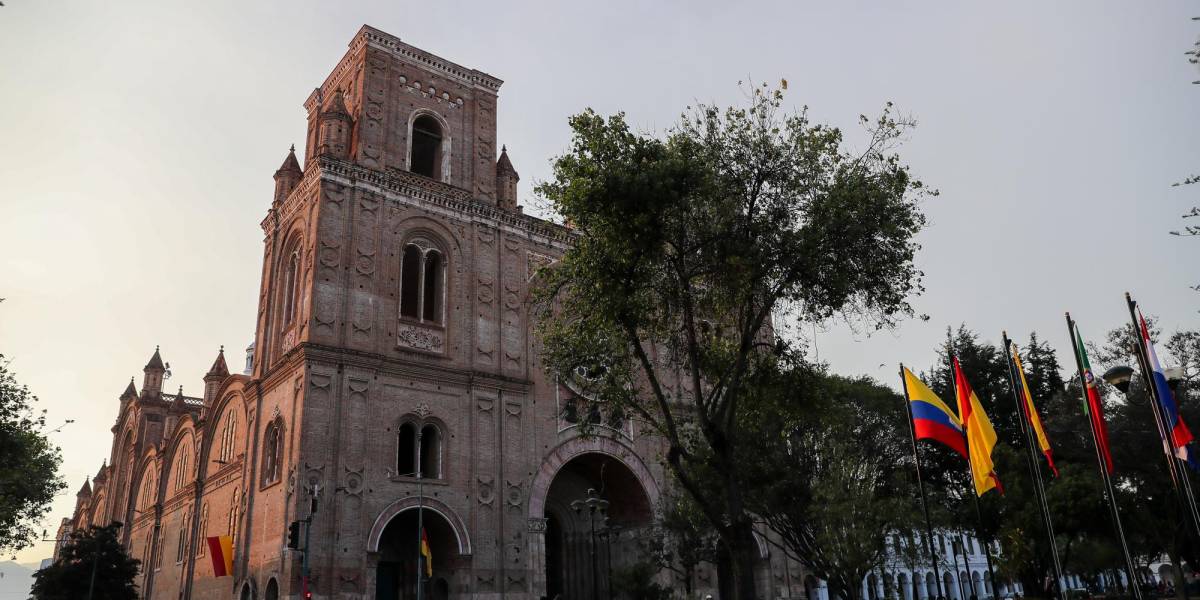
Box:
[1071,321,1114,473]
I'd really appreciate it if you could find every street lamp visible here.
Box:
[571,488,609,600]
[1101,366,1135,394]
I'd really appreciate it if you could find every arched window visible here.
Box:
[422,250,442,322]
[282,248,300,325]
[261,420,282,486]
[141,471,156,510]
[420,424,441,479]
[398,243,445,325]
[197,504,208,557]
[220,410,238,464]
[177,507,190,563]
[410,114,443,179]
[228,488,241,547]
[265,578,280,600]
[174,444,191,492]
[397,421,443,479]
[154,527,164,570]
[397,422,416,477]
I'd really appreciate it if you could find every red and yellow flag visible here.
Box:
[954,358,1003,496]
[1011,343,1059,477]
[420,528,432,577]
[206,536,233,577]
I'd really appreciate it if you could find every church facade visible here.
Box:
[54,25,808,600]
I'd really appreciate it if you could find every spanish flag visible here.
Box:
[954,358,1003,496]
[206,536,234,577]
[1011,343,1058,477]
[420,528,432,577]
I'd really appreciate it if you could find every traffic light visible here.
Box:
[287,521,301,550]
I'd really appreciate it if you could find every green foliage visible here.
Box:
[31,524,141,600]
[534,82,931,599]
[0,353,64,554]
[610,561,675,600]
[752,372,916,600]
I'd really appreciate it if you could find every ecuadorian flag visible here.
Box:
[903,367,967,459]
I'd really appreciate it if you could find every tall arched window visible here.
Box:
[397,422,416,477]
[398,243,445,325]
[282,248,300,325]
[197,504,208,557]
[420,424,441,479]
[220,410,238,464]
[174,443,191,492]
[141,471,156,510]
[261,420,282,486]
[228,488,240,546]
[410,114,443,179]
[177,507,190,563]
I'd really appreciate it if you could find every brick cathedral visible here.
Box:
[54,25,808,600]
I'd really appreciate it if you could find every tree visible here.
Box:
[0,353,64,554]
[753,372,916,600]
[650,491,719,595]
[31,523,140,600]
[534,82,931,599]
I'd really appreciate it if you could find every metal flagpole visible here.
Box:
[1000,333,1065,600]
[416,429,425,600]
[945,341,1000,600]
[900,364,946,600]
[1065,313,1142,600]
[1125,293,1200,540]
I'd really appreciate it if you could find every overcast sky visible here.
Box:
[1,0,1197,565]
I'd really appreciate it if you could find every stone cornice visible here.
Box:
[313,158,575,249]
[289,342,533,394]
[355,25,503,93]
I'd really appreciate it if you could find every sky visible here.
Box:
[1,0,1198,566]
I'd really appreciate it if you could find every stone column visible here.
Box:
[528,518,548,598]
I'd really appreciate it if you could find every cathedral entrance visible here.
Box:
[542,452,654,600]
[375,507,462,600]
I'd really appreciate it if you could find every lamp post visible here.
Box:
[571,488,609,600]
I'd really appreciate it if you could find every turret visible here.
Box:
[203,346,229,406]
[316,89,352,160]
[141,346,165,399]
[273,145,303,206]
[496,145,520,211]
[75,478,92,500]
[120,378,137,404]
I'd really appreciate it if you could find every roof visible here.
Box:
[121,378,137,399]
[144,346,165,371]
[206,347,230,378]
[276,145,302,177]
[496,146,519,178]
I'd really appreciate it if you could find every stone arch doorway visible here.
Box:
[374,506,465,600]
[541,452,654,600]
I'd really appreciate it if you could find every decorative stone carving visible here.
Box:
[505,480,523,508]
[348,378,369,400]
[477,476,495,507]
[528,518,547,533]
[355,248,375,275]
[477,275,495,305]
[476,227,495,246]
[396,323,444,353]
[476,397,494,412]
[319,241,340,268]
[342,465,364,496]
[414,402,431,418]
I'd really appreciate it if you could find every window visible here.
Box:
[262,420,282,486]
[282,248,300,325]
[154,527,164,570]
[141,471,156,510]
[228,489,240,548]
[420,424,441,479]
[397,421,443,479]
[409,114,443,179]
[177,508,190,563]
[397,422,416,476]
[398,243,445,325]
[220,410,238,464]
[174,444,191,492]
[197,505,208,557]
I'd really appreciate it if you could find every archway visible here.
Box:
[899,573,911,600]
[542,452,653,600]
[925,572,937,600]
[375,507,464,600]
[944,573,957,600]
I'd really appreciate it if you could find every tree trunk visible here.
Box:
[727,520,761,600]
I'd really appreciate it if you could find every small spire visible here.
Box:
[206,346,230,379]
[321,89,350,118]
[144,346,165,371]
[76,478,92,497]
[121,378,138,400]
[276,145,302,176]
[496,145,517,176]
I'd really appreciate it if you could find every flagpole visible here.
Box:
[1000,332,1065,600]
[945,341,1000,600]
[900,364,946,600]
[1125,293,1200,540]
[1065,313,1142,600]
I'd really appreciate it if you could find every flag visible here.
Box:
[1138,310,1197,468]
[420,527,432,578]
[1011,343,1059,477]
[1071,322,1114,473]
[206,535,233,577]
[903,367,967,459]
[954,358,1003,496]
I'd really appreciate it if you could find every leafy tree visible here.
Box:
[31,523,140,600]
[534,82,931,599]
[753,372,916,600]
[0,353,64,554]
[649,491,719,596]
